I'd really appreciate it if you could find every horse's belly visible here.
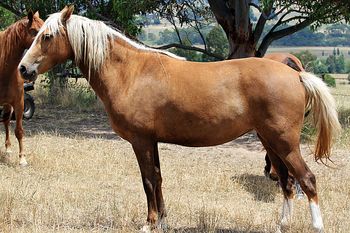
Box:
[156,115,252,147]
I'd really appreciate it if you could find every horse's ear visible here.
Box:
[27,10,34,24]
[61,5,74,23]
[33,11,40,18]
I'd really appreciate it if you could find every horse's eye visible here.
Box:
[43,34,53,41]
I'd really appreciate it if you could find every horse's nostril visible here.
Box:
[19,65,27,75]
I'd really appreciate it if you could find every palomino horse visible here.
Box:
[19,6,340,232]
[264,53,306,181]
[0,11,43,166]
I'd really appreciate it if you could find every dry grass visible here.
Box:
[0,83,349,232]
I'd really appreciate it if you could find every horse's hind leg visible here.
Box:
[132,139,164,232]
[2,105,13,153]
[258,129,324,233]
[264,153,279,181]
[259,136,296,228]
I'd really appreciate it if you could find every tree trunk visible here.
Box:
[227,35,256,59]
[208,0,256,59]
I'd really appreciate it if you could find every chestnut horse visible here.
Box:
[264,53,305,181]
[19,6,340,232]
[0,11,43,166]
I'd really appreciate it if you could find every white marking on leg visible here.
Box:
[19,156,28,167]
[281,198,293,226]
[139,224,152,233]
[157,216,168,231]
[310,201,324,233]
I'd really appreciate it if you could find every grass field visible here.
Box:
[0,81,349,232]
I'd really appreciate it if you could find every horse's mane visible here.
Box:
[39,13,185,75]
[0,18,29,62]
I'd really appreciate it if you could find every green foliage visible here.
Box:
[157,29,179,44]
[202,25,228,61]
[346,61,350,73]
[292,50,317,71]
[312,60,328,74]
[273,28,326,46]
[326,54,345,73]
[156,26,212,46]
[301,122,316,142]
[322,74,336,87]
[0,7,15,29]
[1,0,161,36]
[293,50,346,75]
[169,39,202,61]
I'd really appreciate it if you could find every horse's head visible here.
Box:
[19,6,75,82]
[22,11,44,49]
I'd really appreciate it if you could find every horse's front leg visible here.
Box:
[153,143,167,228]
[13,101,26,166]
[132,139,164,232]
[2,105,13,153]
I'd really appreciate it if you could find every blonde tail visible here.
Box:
[300,72,341,161]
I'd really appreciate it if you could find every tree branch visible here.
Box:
[184,2,207,50]
[257,18,312,57]
[253,13,267,44]
[152,43,225,60]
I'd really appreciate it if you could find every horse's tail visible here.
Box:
[299,72,341,161]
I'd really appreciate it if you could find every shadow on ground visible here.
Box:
[222,132,263,151]
[16,105,264,151]
[21,105,119,140]
[231,173,280,203]
[173,227,265,233]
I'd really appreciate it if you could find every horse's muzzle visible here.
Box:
[19,65,37,82]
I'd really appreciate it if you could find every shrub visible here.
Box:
[323,74,336,87]
[338,107,350,127]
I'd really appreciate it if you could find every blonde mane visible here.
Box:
[37,13,185,74]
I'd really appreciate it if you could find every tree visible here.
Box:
[0,0,160,36]
[313,60,328,75]
[156,0,350,59]
[292,50,317,71]
[202,25,229,61]
[208,0,350,58]
[326,54,345,74]
[0,7,15,29]
[2,1,350,59]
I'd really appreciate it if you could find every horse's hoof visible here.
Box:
[157,218,168,231]
[19,158,28,167]
[139,225,152,233]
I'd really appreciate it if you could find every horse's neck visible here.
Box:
[77,38,148,105]
[0,27,26,72]
[79,37,143,84]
